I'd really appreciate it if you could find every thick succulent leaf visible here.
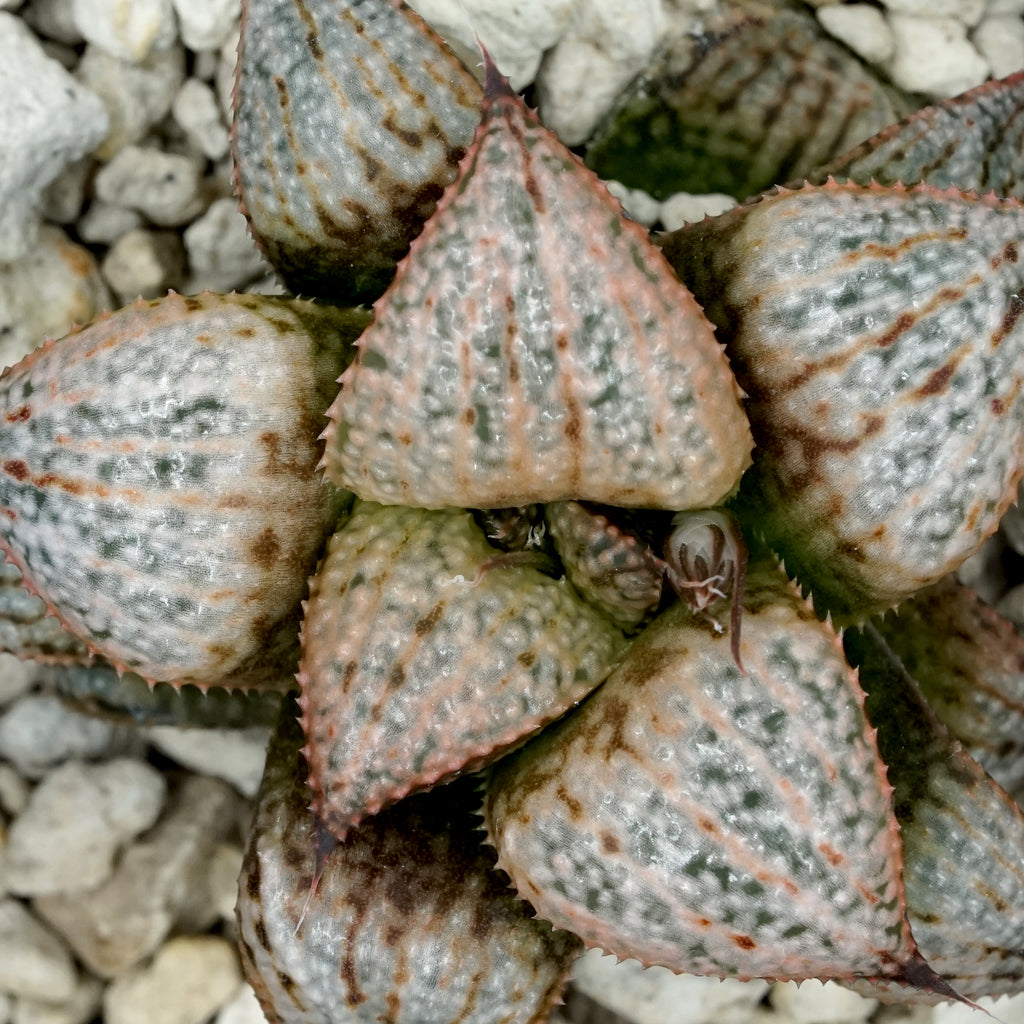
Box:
[325,66,751,510]
[814,71,1024,196]
[847,625,1024,1002]
[872,577,1024,804]
[38,662,285,728]
[0,293,368,686]
[0,561,87,662]
[662,181,1024,623]
[584,1,903,201]
[233,0,482,305]
[298,501,627,839]
[544,501,664,632]
[237,705,581,1024]
[485,563,922,986]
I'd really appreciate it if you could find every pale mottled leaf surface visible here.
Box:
[0,293,367,686]
[872,578,1024,804]
[233,0,482,304]
[326,68,752,510]
[486,564,914,983]
[544,501,664,632]
[299,501,627,839]
[0,561,87,662]
[238,706,581,1024]
[662,182,1024,622]
[585,1,903,201]
[815,72,1024,197]
[849,626,1024,1002]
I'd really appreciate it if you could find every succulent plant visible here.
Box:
[2,1,1024,1021]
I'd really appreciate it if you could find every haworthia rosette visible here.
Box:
[326,63,752,510]
[237,707,581,1024]
[814,71,1024,197]
[872,577,1024,804]
[233,0,482,304]
[584,1,902,201]
[0,293,368,686]
[485,564,922,986]
[298,501,627,839]
[848,626,1024,1002]
[662,181,1024,622]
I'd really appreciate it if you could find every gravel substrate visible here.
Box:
[2,1,1024,1022]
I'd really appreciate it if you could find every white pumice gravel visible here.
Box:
[886,13,991,96]
[102,936,242,1024]
[170,0,240,52]
[973,15,1024,77]
[76,44,185,161]
[69,0,176,62]
[815,4,894,64]
[100,227,185,303]
[0,13,107,261]
[1,2,1024,1023]
[172,78,231,160]
[4,759,166,896]
[0,224,111,371]
[93,145,205,226]
[408,0,576,89]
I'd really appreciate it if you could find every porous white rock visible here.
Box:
[409,0,575,89]
[0,899,76,1001]
[206,842,245,923]
[94,146,204,226]
[816,3,894,65]
[932,992,1024,1024]
[879,0,986,27]
[5,758,166,896]
[0,764,29,817]
[988,0,1024,15]
[770,981,877,1024]
[76,44,185,161]
[997,580,1024,629]
[0,13,108,261]
[39,157,91,225]
[103,935,243,1024]
[144,725,270,798]
[887,14,989,97]
[70,0,176,62]
[0,654,36,707]
[172,78,230,160]
[22,0,81,44]
[972,16,1024,79]
[0,693,140,778]
[34,775,241,977]
[101,228,184,303]
[182,198,266,293]
[77,202,144,245]
[12,974,103,1024]
[571,949,770,1024]
[659,191,736,231]
[537,0,673,145]
[171,0,239,52]
[605,180,662,227]
[214,985,265,1024]
[0,225,112,371]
